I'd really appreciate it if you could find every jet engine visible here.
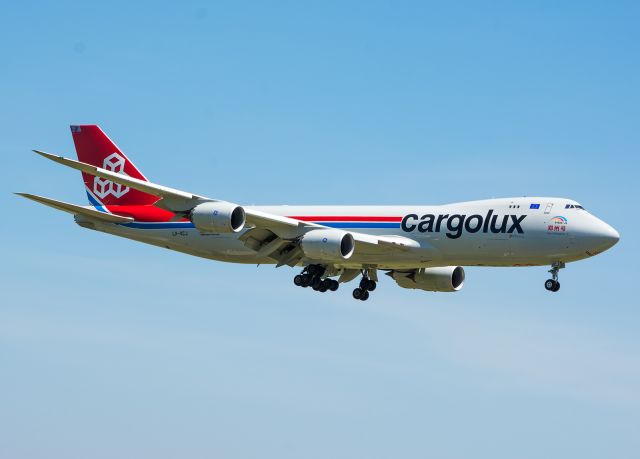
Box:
[300,229,355,261]
[388,266,465,292]
[190,201,246,233]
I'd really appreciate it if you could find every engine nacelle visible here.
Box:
[300,229,355,261]
[389,266,465,292]
[190,201,246,233]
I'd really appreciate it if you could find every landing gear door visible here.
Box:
[544,203,553,214]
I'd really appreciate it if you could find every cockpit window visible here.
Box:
[565,204,585,210]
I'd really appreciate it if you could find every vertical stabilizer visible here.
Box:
[70,125,158,207]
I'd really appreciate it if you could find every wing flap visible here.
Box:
[16,193,134,223]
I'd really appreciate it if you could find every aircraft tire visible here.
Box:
[311,277,322,289]
[301,273,312,287]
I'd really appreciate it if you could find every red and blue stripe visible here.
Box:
[88,194,403,230]
[288,216,402,229]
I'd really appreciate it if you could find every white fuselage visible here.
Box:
[78,197,619,270]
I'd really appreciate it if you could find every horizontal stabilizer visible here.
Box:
[15,193,133,223]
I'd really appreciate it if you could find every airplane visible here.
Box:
[17,125,620,301]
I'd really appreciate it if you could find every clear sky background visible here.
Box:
[1,1,639,458]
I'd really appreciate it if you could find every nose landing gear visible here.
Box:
[545,262,565,292]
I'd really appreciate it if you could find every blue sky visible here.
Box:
[1,1,639,457]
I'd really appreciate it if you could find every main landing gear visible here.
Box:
[293,264,339,293]
[352,273,377,301]
[293,266,377,300]
[545,261,565,292]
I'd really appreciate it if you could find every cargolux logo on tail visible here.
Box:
[93,152,130,199]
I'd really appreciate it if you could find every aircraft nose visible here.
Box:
[592,219,620,250]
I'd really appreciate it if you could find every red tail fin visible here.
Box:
[70,125,158,207]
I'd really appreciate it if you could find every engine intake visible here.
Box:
[300,229,355,261]
[190,201,246,233]
[389,266,465,292]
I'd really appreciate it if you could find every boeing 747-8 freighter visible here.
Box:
[17,125,620,300]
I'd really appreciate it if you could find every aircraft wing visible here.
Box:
[33,150,317,231]
[33,150,420,260]
[16,192,134,223]
[34,150,203,211]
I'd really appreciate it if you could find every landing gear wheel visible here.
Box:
[319,280,329,293]
[300,273,312,287]
[311,277,322,290]
[359,277,377,292]
[356,273,377,299]
[545,262,564,293]
[352,288,364,299]
[545,279,560,292]
[294,275,303,286]
[329,280,339,291]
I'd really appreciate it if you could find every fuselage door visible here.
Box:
[544,203,554,214]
